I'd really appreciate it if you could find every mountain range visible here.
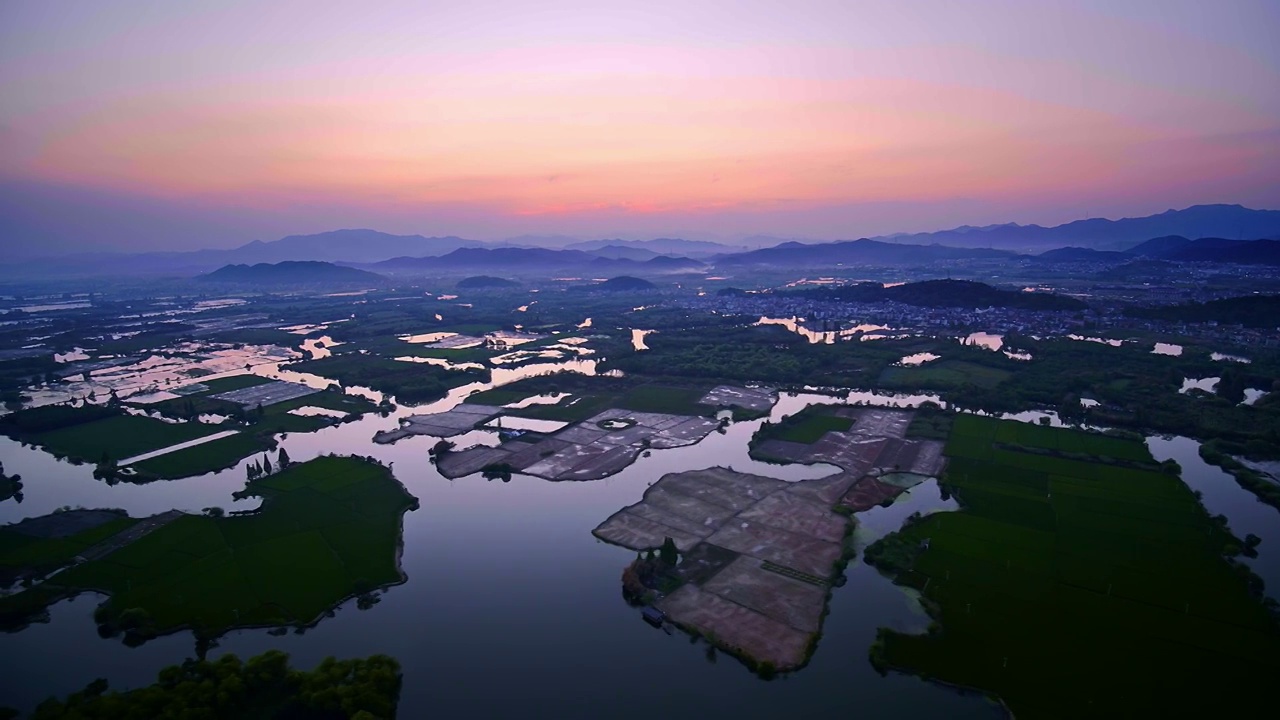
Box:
[873,204,1280,251]
[1032,235,1280,266]
[3,204,1279,278]
[368,247,707,276]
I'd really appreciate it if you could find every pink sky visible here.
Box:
[1,0,1278,253]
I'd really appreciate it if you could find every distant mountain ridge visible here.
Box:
[4,203,1279,278]
[872,205,1280,251]
[715,238,1016,267]
[199,261,385,285]
[565,237,743,257]
[370,247,707,275]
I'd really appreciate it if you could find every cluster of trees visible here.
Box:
[1128,294,1280,328]
[0,461,23,503]
[0,404,117,436]
[28,650,401,719]
[792,278,1088,311]
[247,448,290,481]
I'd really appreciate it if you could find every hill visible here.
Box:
[570,276,657,293]
[567,237,741,257]
[1128,294,1280,328]
[716,238,1015,268]
[199,261,385,285]
[372,247,704,276]
[793,279,1087,311]
[456,275,520,289]
[1034,247,1131,263]
[1127,236,1280,265]
[873,205,1280,251]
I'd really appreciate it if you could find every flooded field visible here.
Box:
[0,361,1006,718]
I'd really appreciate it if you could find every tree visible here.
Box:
[659,536,679,566]
[277,447,291,468]
[261,453,272,475]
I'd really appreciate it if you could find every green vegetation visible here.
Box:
[880,360,1011,390]
[753,405,852,447]
[0,513,139,583]
[0,406,221,465]
[1128,294,1280,328]
[0,456,417,642]
[30,650,401,720]
[794,278,1088,311]
[130,432,274,480]
[284,354,487,404]
[457,275,519,289]
[0,462,22,503]
[905,404,952,440]
[1200,440,1280,511]
[467,374,719,423]
[867,414,1280,718]
[0,378,374,484]
[193,374,276,393]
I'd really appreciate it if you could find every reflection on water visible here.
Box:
[301,335,341,360]
[1152,343,1183,357]
[1068,334,1123,347]
[631,329,654,351]
[756,316,892,344]
[1180,377,1220,394]
[1211,352,1251,364]
[1147,436,1279,600]
[961,332,1002,351]
[899,352,940,366]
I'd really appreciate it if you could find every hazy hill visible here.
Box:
[456,275,520,289]
[372,247,705,275]
[1034,247,1131,263]
[793,279,1086,311]
[570,276,657,292]
[715,238,1015,267]
[1127,236,1280,265]
[0,230,481,277]
[873,205,1280,251]
[583,244,662,261]
[566,237,741,257]
[199,261,385,285]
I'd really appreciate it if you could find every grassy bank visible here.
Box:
[867,414,1280,718]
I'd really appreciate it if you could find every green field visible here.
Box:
[7,456,417,641]
[0,515,139,578]
[879,360,1012,390]
[772,412,853,444]
[34,415,223,463]
[754,405,853,447]
[868,414,1280,717]
[484,377,717,423]
[193,374,276,394]
[130,432,275,479]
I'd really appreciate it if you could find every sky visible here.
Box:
[2,0,1278,256]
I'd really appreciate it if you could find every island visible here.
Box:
[593,406,948,673]
[0,455,418,644]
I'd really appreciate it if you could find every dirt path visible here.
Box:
[77,510,186,562]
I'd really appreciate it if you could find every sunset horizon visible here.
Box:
[3,1,1278,255]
